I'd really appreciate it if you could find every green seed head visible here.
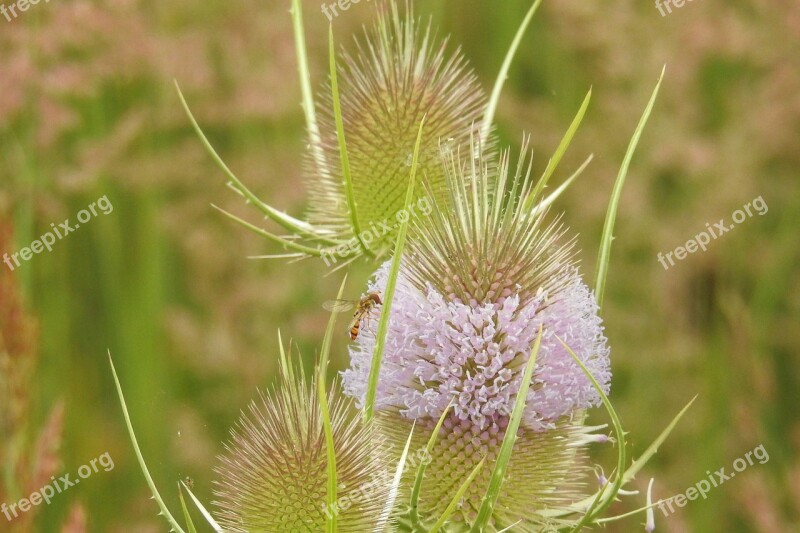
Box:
[213,365,393,532]
[307,0,491,257]
[381,411,595,531]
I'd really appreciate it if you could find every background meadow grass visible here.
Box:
[0,0,798,531]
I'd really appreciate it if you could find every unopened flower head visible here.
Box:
[305,1,492,259]
[215,0,494,266]
[213,359,392,532]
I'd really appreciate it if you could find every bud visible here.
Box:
[217,0,492,263]
[213,362,393,531]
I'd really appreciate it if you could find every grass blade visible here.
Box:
[524,88,592,211]
[645,477,656,532]
[108,352,185,533]
[319,361,337,533]
[277,329,294,384]
[329,25,372,257]
[378,423,415,531]
[181,481,224,532]
[409,404,452,519]
[177,484,198,533]
[481,0,544,145]
[363,117,426,421]
[594,66,665,309]
[529,154,594,218]
[320,275,349,383]
[291,0,329,177]
[556,337,626,529]
[472,326,544,531]
[319,276,348,533]
[430,457,486,533]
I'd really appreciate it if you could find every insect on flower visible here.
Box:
[323,292,382,340]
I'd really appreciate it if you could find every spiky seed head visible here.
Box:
[213,362,393,532]
[381,411,597,531]
[341,142,611,528]
[306,0,491,257]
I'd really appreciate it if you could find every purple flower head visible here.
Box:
[342,142,611,433]
[343,261,610,432]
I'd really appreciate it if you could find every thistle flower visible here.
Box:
[213,359,393,532]
[342,142,612,529]
[190,0,492,266]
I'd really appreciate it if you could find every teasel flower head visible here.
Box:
[213,355,394,532]
[341,140,612,529]
[306,1,491,262]
[184,0,492,266]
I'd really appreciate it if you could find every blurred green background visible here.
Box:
[0,0,798,531]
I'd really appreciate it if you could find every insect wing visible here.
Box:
[323,299,356,312]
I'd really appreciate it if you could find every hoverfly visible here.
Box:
[323,292,382,340]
